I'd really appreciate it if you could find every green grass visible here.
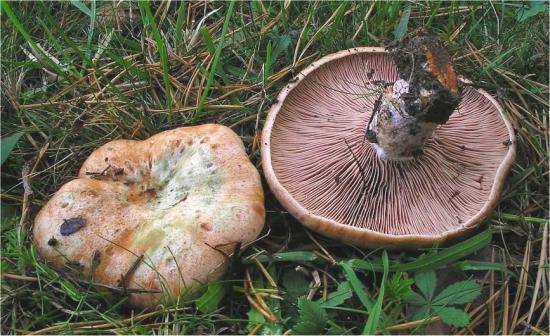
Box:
[1,1,548,334]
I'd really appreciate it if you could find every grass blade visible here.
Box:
[393,2,411,40]
[193,0,236,121]
[247,251,318,263]
[139,1,173,118]
[199,27,230,85]
[174,0,187,52]
[349,229,492,272]
[1,1,66,77]
[497,213,548,225]
[263,40,272,85]
[196,282,225,314]
[454,260,515,275]
[1,132,24,165]
[341,262,373,312]
[84,0,96,67]
[199,26,216,55]
[70,0,91,17]
[363,250,389,335]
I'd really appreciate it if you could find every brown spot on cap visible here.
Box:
[200,222,212,231]
[47,237,58,246]
[251,203,265,217]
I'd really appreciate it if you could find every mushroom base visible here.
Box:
[368,95,438,161]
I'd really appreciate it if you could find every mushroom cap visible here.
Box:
[34,124,265,307]
[262,48,516,248]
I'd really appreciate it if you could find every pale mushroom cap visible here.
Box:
[34,124,265,307]
[262,48,516,248]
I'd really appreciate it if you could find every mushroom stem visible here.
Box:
[366,30,462,161]
[367,89,438,160]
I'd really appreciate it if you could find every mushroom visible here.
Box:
[34,124,265,307]
[261,43,516,248]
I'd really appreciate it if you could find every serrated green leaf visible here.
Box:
[280,269,300,322]
[415,269,436,301]
[327,320,352,335]
[403,291,426,306]
[1,132,24,166]
[261,322,284,335]
[264,293,283,321]
[320,281,353,308]
[436,306,470,327]
[412,305,431,322]
[196,282,225,314]
[292,298,328,335]
[433,280,481,306]
[283,270,309,299]
[386,273,414,300]
[393,2,411,40]
[246,307,265,332]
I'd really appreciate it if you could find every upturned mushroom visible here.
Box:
[34,124,265,307]
[262,32,516,248]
